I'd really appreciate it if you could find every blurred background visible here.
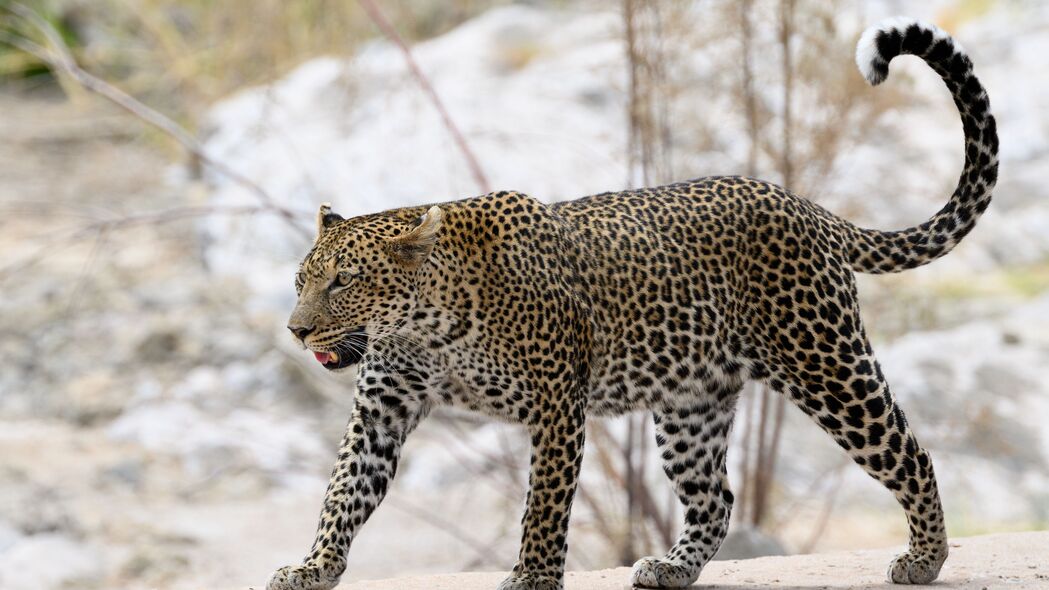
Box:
[1,0,1048,588]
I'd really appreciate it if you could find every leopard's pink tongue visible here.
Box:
[313,351,331,364]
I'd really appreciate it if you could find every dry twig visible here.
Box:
[0,204,275,281]
[385,495,502,565]
[357,0,491,194]
[1,3,309,238]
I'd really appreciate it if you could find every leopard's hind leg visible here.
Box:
[766,362,947,583]
[631,383,742,589]
[756,288,948,584]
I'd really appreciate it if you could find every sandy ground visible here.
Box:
[315,531,1049,590]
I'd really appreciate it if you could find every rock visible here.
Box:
[327,531,1049,590]
[0,484,79,537]
[974,359,1038,399]
[0,521,21,553]
[106,401,328,483]
[134,328,182,365]
[0,534,103,590]
[63,370,124,426]
[118,544,191,586]
[97,458,146,491]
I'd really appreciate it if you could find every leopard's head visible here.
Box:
[287,203,442,371]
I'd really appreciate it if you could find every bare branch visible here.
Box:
[0,205,274,282]
[624,0,642,188]
[2,3,310,238]
[779,0,796,189]
[385,496,501,565]
[736,384,755,524]
[357,0,491,195]
[740,0,759,177]
[750,384,772,526]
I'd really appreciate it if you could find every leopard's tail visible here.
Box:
[844,18,999,274]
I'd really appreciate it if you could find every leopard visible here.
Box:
[267,17,997,590]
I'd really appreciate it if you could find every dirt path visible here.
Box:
[327,531,1049,590]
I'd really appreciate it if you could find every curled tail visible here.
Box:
[846,18,999,274]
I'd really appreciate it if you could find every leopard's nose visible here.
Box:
[288,323,315,341]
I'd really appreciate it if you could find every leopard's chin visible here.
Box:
[312,330,368,370]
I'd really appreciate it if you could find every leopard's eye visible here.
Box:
[333,271,354,290]
[295,271,306,291]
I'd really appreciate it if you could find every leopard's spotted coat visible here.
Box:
[268,18,998,590]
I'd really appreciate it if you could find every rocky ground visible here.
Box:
[311,532,1049,590]
[331,531,1049,583]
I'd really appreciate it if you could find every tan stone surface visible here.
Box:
[323,532,1049,590]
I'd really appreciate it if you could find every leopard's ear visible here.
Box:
[316,202,344,239]
[388,206,442,267]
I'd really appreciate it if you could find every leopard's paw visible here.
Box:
[495,572,563,590]
[266,563,340,590]
[631,556,699,588]
[887,548,947,585]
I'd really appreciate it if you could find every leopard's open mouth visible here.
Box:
[312,329,368,370]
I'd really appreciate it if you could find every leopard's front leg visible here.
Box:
[267,365,429,590]
[498,397,586,590]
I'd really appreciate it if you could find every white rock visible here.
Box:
[0,521,21,553]
[0,534,102,590]
[107,401,328,482]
